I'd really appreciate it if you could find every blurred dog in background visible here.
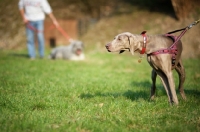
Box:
[49,40,85,61]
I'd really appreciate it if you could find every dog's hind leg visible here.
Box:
[150,69,157,100]
[175,60,186,100]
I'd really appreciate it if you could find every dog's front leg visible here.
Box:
[166,71,179,105]
[159,71,179,105]
[150,69,157,100]
[156,70,178,105]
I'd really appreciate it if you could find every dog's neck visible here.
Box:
[134,34,164,55]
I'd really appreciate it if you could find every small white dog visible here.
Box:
[49,40,85,61]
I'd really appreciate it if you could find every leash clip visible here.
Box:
[188,19,200,29]
[188,23,194,29]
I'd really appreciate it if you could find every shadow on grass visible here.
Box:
[80,78,200,102]
[9,53,29,58]
[131,80,200,99]
[80,81,166,102]
[80,80,200,102]
[80,90,150,102]
[184,89,200,98]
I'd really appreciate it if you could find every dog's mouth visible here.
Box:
[106,48,124,53]
[105,46,111,52]
[119,48,130,54]
[76,49,82,55]
[119,50,125,54]
[105,47,111,52]
[107,49,111,52]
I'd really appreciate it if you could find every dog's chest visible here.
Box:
[70,54,85,61]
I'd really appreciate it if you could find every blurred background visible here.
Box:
[0,0,200,58]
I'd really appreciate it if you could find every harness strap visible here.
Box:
[149,34,178,55]
[148,34,178,66]
[150,47,178,55]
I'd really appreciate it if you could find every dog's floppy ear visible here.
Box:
[128,35,135,55]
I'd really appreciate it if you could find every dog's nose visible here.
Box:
[105,43,111,52]
[105,43,110,49]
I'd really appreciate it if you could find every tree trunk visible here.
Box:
[171,0,192,20]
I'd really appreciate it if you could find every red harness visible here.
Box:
[140,31,183,66]
[149,34,178,66]
[139,19,200,65]
[138,19,199,65]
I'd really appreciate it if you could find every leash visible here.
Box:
[26,23,73,42]
[26,23,43,33]
[167,19,200,49]
[167,19,200,34]
[53,25,73,42]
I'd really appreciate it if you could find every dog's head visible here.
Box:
[71,40,84,56]
[105,32,141,55]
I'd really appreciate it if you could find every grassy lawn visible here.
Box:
[0,50,200,132]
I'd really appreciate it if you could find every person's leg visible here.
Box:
[36,20,45,58]
[26,21,36,59]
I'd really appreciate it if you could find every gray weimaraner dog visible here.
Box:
[105,32,186,105]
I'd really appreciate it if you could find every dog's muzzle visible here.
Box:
[76,49,82,55]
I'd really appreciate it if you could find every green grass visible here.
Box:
[0,50,200,132]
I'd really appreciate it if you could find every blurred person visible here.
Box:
[18,0,59,59]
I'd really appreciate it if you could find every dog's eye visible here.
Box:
[118,38,121,41]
